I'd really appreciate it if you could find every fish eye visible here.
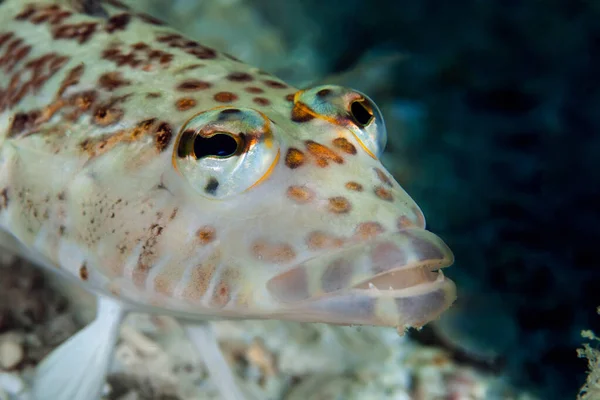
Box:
[174,108,279,199]
[294,85,387,158]
[177,132,242,159]
[177,131,242,159]
[350,99,374,127]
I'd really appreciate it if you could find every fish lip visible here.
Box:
[266,227,455,304]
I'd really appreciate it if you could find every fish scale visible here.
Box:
[0,1,457,399]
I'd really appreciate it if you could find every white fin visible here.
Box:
[32,296,126,400]
[185,323,247,400]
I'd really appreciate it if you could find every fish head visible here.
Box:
[170,84,455,329]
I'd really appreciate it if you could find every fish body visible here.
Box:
[0,2,456,397]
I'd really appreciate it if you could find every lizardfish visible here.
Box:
[0,0,456,399]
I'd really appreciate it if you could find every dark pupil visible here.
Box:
[194,133,239,158]
[351,100,374,126]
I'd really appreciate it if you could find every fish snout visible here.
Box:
[266,228,456,328]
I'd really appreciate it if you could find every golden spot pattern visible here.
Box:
[374,186,393,202]
[252,240,296,264]
[285,148,305,169]
[176,97,197,111]
[328,196,351,214]
[286,186,315,204]
[332,137,357,155]
[214,91,238,103]
[197,225,216,244]
[306,231,345,250]
[345,181,364,192]
[354,222,385,240]
[305,140,343,167]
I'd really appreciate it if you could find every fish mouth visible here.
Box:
[266,227,456,329]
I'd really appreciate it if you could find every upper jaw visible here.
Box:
[266,227,456,328]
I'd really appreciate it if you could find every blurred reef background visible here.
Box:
[133,0,600,398]
[1,0,599,399]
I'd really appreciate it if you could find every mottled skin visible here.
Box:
[0,0,456,328]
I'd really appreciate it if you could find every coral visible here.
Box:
[578,307,600,400]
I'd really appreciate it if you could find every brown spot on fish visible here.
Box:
[146,92,161,99]
[345,181,363,192]
[374,167,393,187]
[253,97,270,106]
[58,64,85,96]
[9,110,41,137]
[354,222,385,240]
[81,118,157,156]
[175,64,205,74]
[286,186,314,204]
[305,140,343,167]
[156,33,217,59]
[176,97,197,111]
[211,280,231,308]
[285,93,295,102]
[133,224,164,286]
[70,90,97,111]
[0,188,8,209]
[155,122,173,152]
[397,216,415,229]
[291,102,314,122]
[0,33,14,48]
[15,4,72,25]
[102,43,173,69]
[317,88,332,97]
[53,22,98,44]
[182,255,218,301]
[263,79,287,89]
[0,37,32,73]
[137,12,164,26]
[332,137,357,155]
[328,196,351,214]
[214,91,238,103]
[306,231,345,250]
[227,72,253,82]
[374,186,393,202]
[197,226,216,244]
[322,259,352,293]
[252,240,296,264]
[79,264,88,280]
[98,71,131,91]
[93,104,123,126]
[105,13,131,33]
[187,46,217,60]
[131,42,149,50]
[177,79,211,91]
[245,86,264,94]
[285,148,305,169]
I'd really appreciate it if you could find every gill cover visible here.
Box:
[173,108,280,199]
[295,85,387,158]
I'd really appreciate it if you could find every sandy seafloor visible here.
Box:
[0,0,577,399]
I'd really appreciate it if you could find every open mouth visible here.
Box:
[352,263,443,292]
[266,227,456,328]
